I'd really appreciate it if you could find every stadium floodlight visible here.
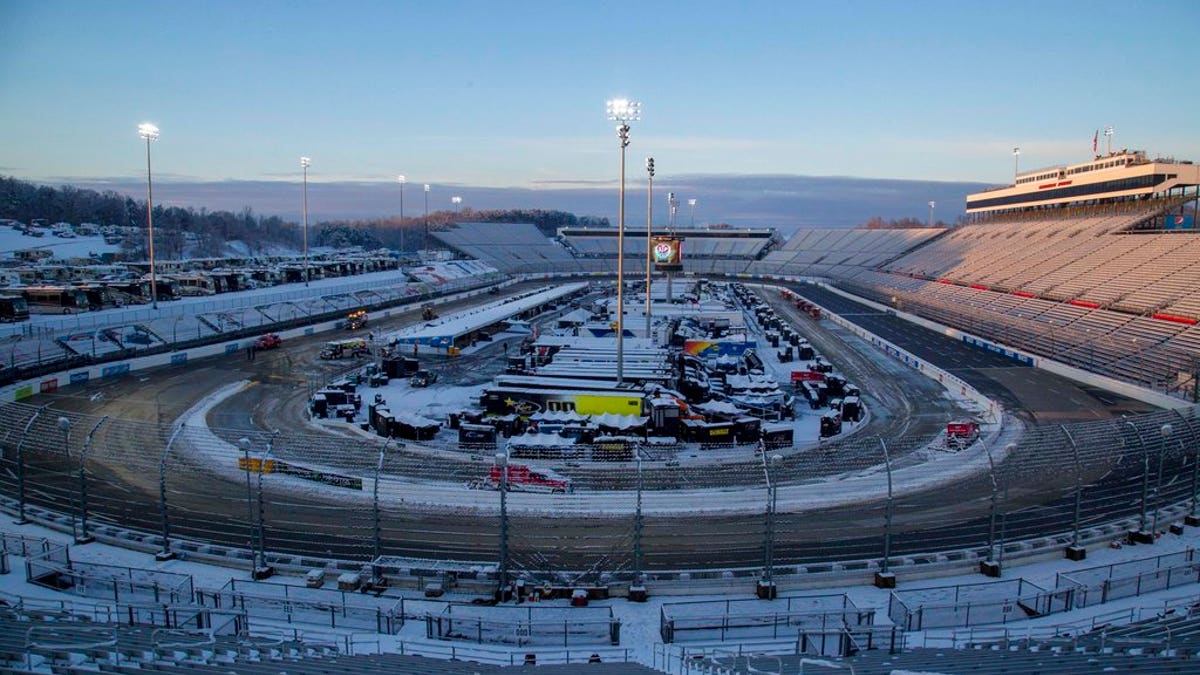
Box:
[1012,147,1020,179]
[606,98,641,122]
[397,175,406,253]
[1104,126,1114,155]
[423,184,431,255]
[645,157,655,337]
[606,98,640,385]
[451,196,463,212]
[301,157,311,286]
[928,200,936,228]
[688,198,697,227]
[138,123,160,309]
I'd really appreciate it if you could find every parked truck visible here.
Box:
[319,338,368,360]
[473,464,571,493]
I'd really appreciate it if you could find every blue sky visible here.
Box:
[1,1,1197,203]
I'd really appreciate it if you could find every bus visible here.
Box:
[105,279,178,304]
[70,283,121,310]
[0,294,30,322]
[22,286,91,314]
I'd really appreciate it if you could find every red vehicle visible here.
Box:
[479,464,571,493]
[255,333,283,350]
[946,420,980,448]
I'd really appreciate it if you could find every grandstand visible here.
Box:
[431,222,582,274]
[814,156,1200,397]
[752,227,943,278]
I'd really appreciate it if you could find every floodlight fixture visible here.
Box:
[606,98,641,122]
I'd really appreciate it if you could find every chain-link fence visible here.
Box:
[0,394,1197,585]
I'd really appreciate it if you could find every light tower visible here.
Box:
[1012,147,1020,180]
[928,200,936,228]
[397,175,406,254]
[137,123,160,309]
[423,184,431,257]
[606,97,640,385]
[688,198,696,227]
[1105,126,1114,155]
[300,157,311,286]
[644,157,655,337]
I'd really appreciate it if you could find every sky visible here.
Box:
[1,0,1198,224]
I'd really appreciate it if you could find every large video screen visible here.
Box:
[653,236,683,271]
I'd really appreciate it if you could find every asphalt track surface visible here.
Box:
[789,283,1157,423]
[5,280,1176,579]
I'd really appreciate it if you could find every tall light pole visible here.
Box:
[423,183,431,257]
[14,405,48,525]
[239,437,255,576]
[397,175,406,255]
[633,447,645,594]
[1153,424,1170,537]
[1125,421,1152,542]
[981,437,1001,576]
[138,123,160,309]
[607,97,640,386]
[496,451,510,599]
[644,157,654,338]
[1012,147,1020,180]
[876,438,896,588]
[1062,425,1086,560]
[157,425,183,561]
[759,453,783,599]
[76,416,106,545]
[451,196,463,213]
[666,191,676,302]
[1104,126,1114,155]
[688,198,696,228]
[258,431,279,579]
[58,417,73,538]
[372,435,394,586]
[927,200,936,228]
[301,157,311,287]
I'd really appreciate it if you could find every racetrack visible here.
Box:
[1,278,1194,585]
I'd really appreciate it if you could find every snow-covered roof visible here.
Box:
[388,282,587,347]
[530,410,587,424]
[508,433,578,447]
[591,413,649,429]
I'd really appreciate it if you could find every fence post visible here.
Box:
[14,405,49,525]
[76,416,107,545]
[157,425,184,561]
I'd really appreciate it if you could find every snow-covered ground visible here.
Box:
[0,225,119,260]
[2,277,1194,668]
[4,509,1200,668]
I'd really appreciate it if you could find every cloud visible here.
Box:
[44,172,989,231]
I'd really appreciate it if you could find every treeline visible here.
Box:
[1,175,609,258]
[0,176,300,258]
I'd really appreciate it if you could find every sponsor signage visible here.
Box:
[652,236,683,271]
[791,370,826,383]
